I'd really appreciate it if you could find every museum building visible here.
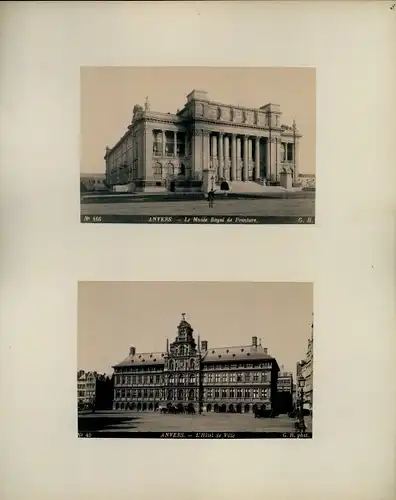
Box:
[104,90,302,192]
[112,314,280,414]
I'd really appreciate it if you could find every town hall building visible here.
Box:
[104,90,302,193]
[112,314,280,414]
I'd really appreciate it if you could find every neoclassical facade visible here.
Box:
[104,90,302,192]
[112,314,280,414]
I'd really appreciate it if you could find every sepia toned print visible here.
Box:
[78,282,314,439]
[80,67,315,224]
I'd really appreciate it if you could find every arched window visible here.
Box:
[167,389,173,400]
[154,162,163,179]
[190,359,195,370]
[180,346,185,356]
[178,389,183,400]
[168,360,174,371]
[166,163,174,177]
[188,389,194,400]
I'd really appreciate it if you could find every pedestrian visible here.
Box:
[207,188,215,208]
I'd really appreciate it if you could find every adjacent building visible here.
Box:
[80,173,107,192]
[296,316,314,413]
[112,314,280,414]
[276,370,294,413]
[104,90,303,192]
[77,370,114,410]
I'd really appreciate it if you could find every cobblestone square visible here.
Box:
[81,196,315,218]
[78,411,312,434]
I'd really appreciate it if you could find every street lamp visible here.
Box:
[296,375,306,432]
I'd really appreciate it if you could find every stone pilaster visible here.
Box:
[191,129,203,179]
[294,138,300,182]
[202,130,211,171]
[174,131,178,157]
[144,124,153,180]
[162,130,166,156]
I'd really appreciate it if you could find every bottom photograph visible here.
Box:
[77,281,314,439]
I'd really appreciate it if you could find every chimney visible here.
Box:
[252,336,258,347]
[129,346,136,356]
[201,340,208,351]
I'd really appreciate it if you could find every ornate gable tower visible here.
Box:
[163,314,202,412]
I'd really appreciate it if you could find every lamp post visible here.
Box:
[296,375,306,432]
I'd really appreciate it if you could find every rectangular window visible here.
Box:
[155,375,159,384]
[137,376,142,384]
[149,376,153,384]
[143,389,148,398]
[245,372,250,383]
[137,389,142,398]
[222,389,227,398]
[221,373,227,383]
[149,390,154,399]
[230,373,236,383]
[253,372,259,382]
[121,389,126,398]
[214,389,220,398]
[229,388,235,398]
[215,373,220,383]
[237,374,242,382]
[116,390,121,399]
[237,389,242,398]
[155,389,159,398]
[126,389,131,399]
[207,389,212,398]
[261,388,267,398]
[132,390,136,398]
[245,389,251,398]
[253,389,259,399]
[208,373,213,383]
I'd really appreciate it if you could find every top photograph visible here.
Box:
[80,67,315,225]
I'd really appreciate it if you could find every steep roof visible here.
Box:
[202,345,274,364]
[113,351,166,368]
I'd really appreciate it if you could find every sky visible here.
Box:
[80,66,316,175]
[78,281,313,380]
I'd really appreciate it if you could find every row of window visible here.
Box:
[114,387,270,401]
[115,371,270,386]
[114,362,271,374]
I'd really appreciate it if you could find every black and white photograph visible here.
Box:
[80,67,316,225]
[78,282,314,439]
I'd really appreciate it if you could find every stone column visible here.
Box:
[218,133,224,179]
[224,135,230,180]
[231,134,237,181]
[162,130,166,156]
[255,137,260,181]
[211,134,218,158]
[276,139,281,183]
[174,131,177,157]
[243,136,249,181]
[191,129,203,179]
[236,137,241,180]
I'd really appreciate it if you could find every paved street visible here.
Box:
[78,411,312,434]
[81,197,315,218]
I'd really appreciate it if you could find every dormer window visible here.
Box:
[241,348,244,352]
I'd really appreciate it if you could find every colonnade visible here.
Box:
[207,132,263,182]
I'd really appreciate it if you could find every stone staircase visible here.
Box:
[218,181,292,194]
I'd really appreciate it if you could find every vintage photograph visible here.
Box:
[80,67,316,224]
[78,282,314,438]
